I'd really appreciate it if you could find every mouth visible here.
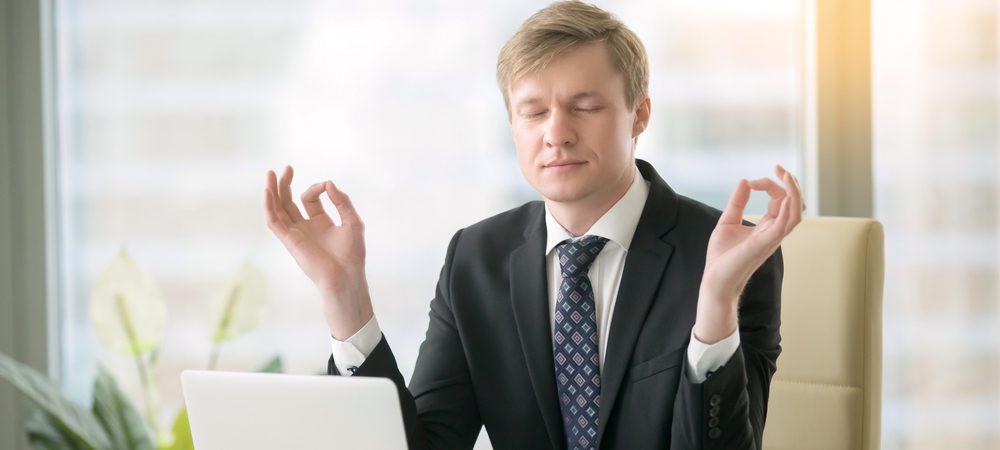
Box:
[543,160,587,168]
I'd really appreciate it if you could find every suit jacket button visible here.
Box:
[709,406,720,418]
[709,427,721,439]
[710,394,721,406]
[708,416,720,427]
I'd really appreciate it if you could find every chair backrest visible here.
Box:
[761,217,884,450]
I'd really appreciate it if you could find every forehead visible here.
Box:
[509,41,626,106]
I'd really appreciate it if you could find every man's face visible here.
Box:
[508,41,650,207]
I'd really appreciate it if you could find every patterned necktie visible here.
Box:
[553,235,609,450]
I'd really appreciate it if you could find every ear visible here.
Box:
[631,97,651,138]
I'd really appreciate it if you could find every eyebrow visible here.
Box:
[569,91,603,101]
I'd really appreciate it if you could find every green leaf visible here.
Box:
[91,365,156,450]
[90,248,167,355]
[165,408,193,450]
[255,355,283,374]
[22,407,87,450]
[209,263,267,344]
[0,352,111,450]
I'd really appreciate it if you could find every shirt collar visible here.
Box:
[544,163,651,255]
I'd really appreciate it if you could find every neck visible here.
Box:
[546,166,636,237]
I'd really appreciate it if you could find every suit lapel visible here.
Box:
[509,160,682,450]
[596,159,680,448]
[510,204,564,450]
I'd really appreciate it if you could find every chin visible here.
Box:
[535,182,593,204]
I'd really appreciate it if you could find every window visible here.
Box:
[873,0,1000,447]
[50,0,801,447]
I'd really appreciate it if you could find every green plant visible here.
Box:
[89,249,167,446]
[0,249,285,450]
[0,352,134,450]
[0,352,283,450]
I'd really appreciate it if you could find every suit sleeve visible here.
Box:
[670,247,783,449]
[326,229,482,450]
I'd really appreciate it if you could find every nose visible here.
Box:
[543,109,577,148]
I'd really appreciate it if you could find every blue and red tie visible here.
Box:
[553,235,608,450]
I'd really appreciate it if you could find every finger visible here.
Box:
[765,194,783,219]
[752,196,785,245]
[278,166,305,223]
[781,170,803,235]
[325,181,364,228]
[746,177,785,220]
[777,164,807,212]
[767,193,792,240]
[747,177,787,201]
[265,188,290,230]
[264,172,291,232]
[266,170,292,225]
[300,182,333,222]
[718,179,750,226]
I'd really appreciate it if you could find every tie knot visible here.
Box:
[557,235,609,279]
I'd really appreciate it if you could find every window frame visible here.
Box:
[1,0,61,448]
[804,0,874,217]
[0,1,876,449]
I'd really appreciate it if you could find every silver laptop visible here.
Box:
[181,370,407,450]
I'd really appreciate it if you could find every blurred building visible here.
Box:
[48,0,999,448]
[873,0,999,448]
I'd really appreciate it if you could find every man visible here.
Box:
[264,1,803,449]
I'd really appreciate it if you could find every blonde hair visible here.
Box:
[496,1,649,114]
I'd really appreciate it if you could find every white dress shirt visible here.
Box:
[331,166,740,383]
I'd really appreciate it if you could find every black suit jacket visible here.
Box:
[328,159,782,449]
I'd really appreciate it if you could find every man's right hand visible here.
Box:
[264,165,373,340]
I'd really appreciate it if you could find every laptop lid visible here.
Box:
[181,370,407,450]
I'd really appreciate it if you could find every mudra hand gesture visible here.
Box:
[695,164,805,343]
[263,166,373,340]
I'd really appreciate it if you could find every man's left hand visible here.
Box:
[694,164,805,344]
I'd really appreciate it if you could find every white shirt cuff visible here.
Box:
[685,327,740,384]
[329,315,382,376]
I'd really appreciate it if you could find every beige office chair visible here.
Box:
[761,217,884,450]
